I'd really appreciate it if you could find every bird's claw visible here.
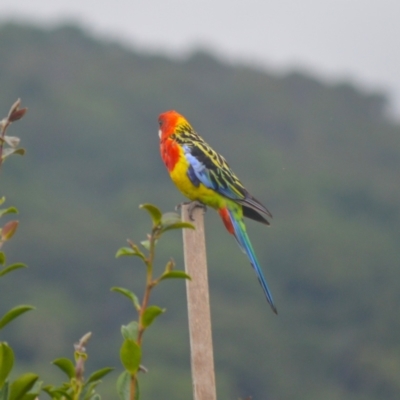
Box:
[187,201,207,221]
[175,201,191,212]
[175,201,207,221]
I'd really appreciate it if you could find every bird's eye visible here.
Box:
[158,120,163,126]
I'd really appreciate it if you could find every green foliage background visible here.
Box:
[1,22,400,400]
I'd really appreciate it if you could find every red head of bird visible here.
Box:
[158,110,190,141]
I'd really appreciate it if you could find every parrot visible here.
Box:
[158,110,277,314]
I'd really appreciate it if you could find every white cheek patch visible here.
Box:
[158,129,162,138]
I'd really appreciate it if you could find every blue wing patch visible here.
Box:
[187,164,201,187]
[183,144,243,199]
[183,145,216,189]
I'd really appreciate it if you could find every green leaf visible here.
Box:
[22,395,41,400]
[142,306,165,328]
[160,212,195,232]
[161,222,195,233]
[139,203,162,226]
[42,385,73,400]
[24,380,42,397]
[139,240,150,250]
[1,148,25,160]
[41,385,52,395]
[0,343,14,388]
[161,212,181,224]
[120,339,141,374]
[164,258,174,272]
[0,207,18,218]
[0,253,5,266]
[82,381,100,400]
[0,381,9,400]
[115,246,145,261]
[135,379,140,400]
[9,373,38,400]
[0,305,35,330]
[111,287,140,311]
[58,390,73,400]
[13,149,25,156]
[160,271,191,281]
[52,358,75,379]
[116,371,130,400]
[121,321,139,341]
[86,367,114,384]
[19,380,42,400]
[0,198,5,206]
[0,263,27,278]
[116,372,140,400]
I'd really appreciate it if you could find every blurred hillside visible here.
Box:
[1,22,400,400]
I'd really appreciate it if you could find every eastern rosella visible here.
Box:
[158,110,277,314]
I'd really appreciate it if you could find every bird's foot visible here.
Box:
[175,201,207,221]
[187,201,207,221]
[175,201,191,212]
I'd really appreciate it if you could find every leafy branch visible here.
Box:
[0,99,115,400]
[113,203,194,400]
[43,332,114,400]
[0,98,27,171]
[0,99,40,400]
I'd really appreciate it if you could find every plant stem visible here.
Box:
[130,375,137,400]
[137,230,157,346]
[130,229,158,400]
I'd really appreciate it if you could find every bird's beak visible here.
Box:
[158,129,162,139]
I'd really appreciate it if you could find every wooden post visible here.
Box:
[182,204,217,400]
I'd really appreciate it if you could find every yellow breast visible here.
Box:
[170,153,226,210]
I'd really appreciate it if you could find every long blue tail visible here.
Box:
[227,208,277,314]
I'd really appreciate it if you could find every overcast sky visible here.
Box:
[1,0,400,116]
